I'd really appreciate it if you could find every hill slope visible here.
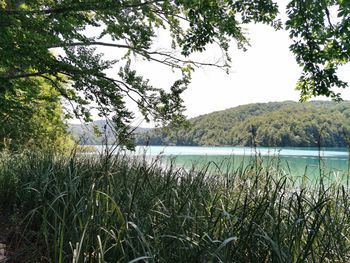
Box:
[136,101,350,147]
[69,120,150,145]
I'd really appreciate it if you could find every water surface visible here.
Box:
[96,145,350,180]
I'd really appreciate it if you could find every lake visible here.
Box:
[96,145,350,181]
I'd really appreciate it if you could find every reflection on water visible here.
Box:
[163,154,349,180]
[95,145,350,180]
[133,145,349,158]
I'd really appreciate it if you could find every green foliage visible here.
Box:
[0,77,72,151]
[137,101,350,147]
[286,0,350,101]
[2,1,350,147]
[1,152,350,262]
[0,0,279,147]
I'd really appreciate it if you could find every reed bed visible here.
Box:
[0,150,350,262]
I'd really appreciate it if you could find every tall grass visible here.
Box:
[0,150,350,262]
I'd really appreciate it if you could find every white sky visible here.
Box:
[127,23,350,127]
[70,2,350,127]
[181,23,350,118]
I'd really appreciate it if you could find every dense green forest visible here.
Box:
[0,77,72,151]
[135,101,350,147]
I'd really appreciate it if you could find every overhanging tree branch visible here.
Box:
[1,71,52,80]
[51,41,227,69]
[0,0,165,15]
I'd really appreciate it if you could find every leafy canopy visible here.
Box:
[0,76,72,151]
[1,0,350,147]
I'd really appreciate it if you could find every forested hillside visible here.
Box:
[136,101,350,147]
[69,120,150,145]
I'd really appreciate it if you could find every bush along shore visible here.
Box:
[0,150,350,262]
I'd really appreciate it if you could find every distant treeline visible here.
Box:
[135,101,350,147]
[69,120,150,145]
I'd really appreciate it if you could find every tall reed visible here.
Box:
[0,150,350,262]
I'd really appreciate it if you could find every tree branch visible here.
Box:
[1,71,51,80]
[325,7,334,29]
[1,0,164,15]
[50,41,132,50]
[52,41,226,69]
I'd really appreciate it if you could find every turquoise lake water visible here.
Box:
[96,145,350,180]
